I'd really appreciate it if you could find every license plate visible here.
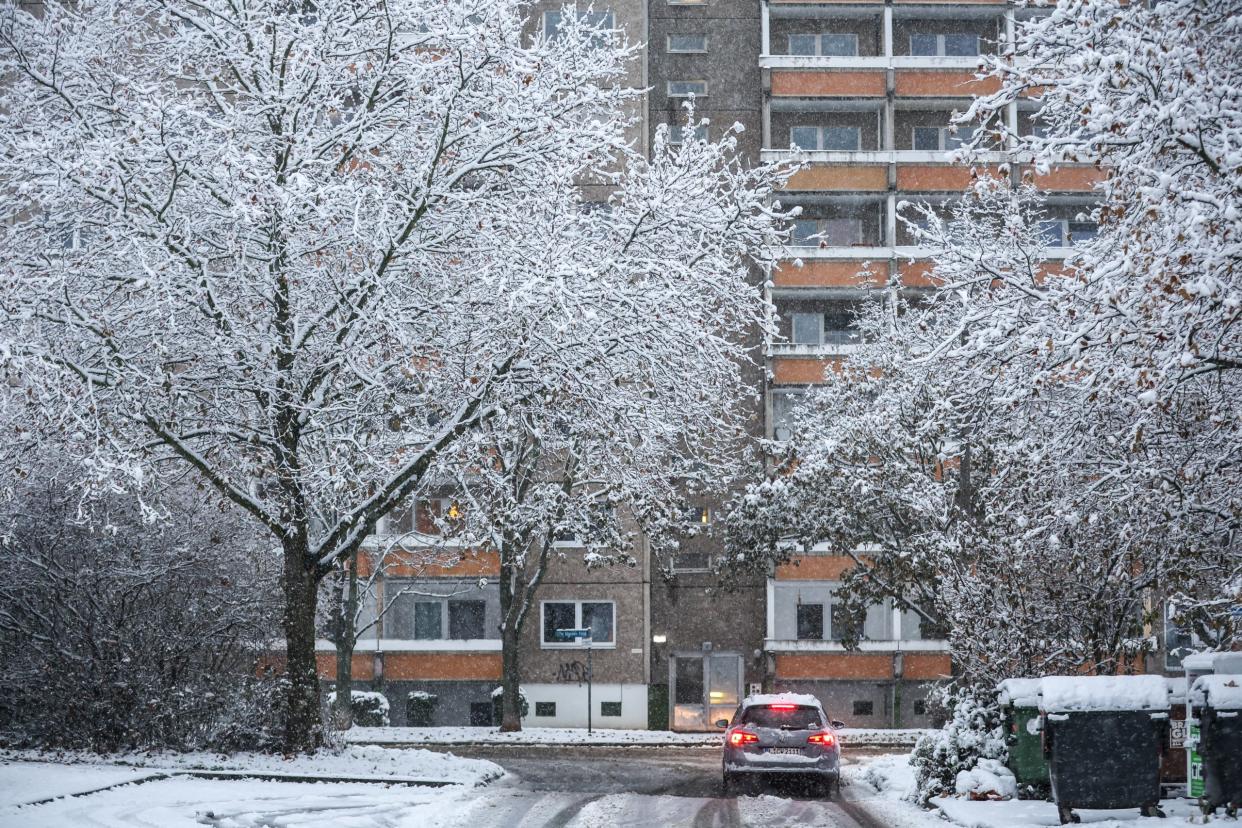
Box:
[765,748,804,755]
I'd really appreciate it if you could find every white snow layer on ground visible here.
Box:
[1039,675,1170,712]
[2,744,502,786]
[347,725,928,746]
[0,761,160,808]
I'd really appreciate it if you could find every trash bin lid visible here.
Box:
[997,678,1042,708]
[1040,675,1170,713]
[1189,674,1242,710]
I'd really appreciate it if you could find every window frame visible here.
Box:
[540,599,617,648]
[909,32,980,57]
[668,124,709,145]
[787,32,858,56]
[666,33,707,53]
[796,603,825,640]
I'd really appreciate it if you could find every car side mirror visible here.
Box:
[714,718,730,728]
[830,720,846,730]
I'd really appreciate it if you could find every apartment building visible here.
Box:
[758,0,1101,727]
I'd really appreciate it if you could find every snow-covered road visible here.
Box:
[1,748,935,827]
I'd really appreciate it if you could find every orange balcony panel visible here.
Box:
[365,549,501,578]
[773,260,888,289]
[1032,165,1105,192]
[384,652,502,681]
[903,653,953,680]
[786,165,887,192]
[777,653,894,680]
[772,70,886,98]
[895,71,1000,98]
[896,164,1001,192]
[771,356,844,384]
[776,555,855,580]
[315,652,376,681]
[897,260,943,288]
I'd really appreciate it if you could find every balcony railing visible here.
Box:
[760,54,984,71]
[768,341,865,357]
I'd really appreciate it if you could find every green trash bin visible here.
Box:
[998,678,1050,795]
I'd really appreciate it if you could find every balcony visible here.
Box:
[768,341,864,357]
[760,54,981,71]
[762,148,1011,164]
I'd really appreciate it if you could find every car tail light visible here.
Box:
[729,730,759,747]
[807,731,836,746]
[768,704,796,710]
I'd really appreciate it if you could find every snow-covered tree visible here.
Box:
[0,0,792,750]
[728,177,1234,685]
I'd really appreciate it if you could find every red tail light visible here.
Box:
[729,730,759,746]
[768,704,796,710]
[807,731,836,746]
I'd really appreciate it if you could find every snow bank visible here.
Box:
[954,758,1017,800]
[997,678,1042,708]
[1190,674,1242,710]
[1039,675,1169,713]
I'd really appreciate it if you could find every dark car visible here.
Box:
[719,693,843,797]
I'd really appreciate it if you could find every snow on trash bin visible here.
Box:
[1040,675,1170,714]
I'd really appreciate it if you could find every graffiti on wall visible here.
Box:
[555,660,590,684]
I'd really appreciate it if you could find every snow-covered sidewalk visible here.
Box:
[346,725,929,748]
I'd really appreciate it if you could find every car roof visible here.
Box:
[740,692,825,711]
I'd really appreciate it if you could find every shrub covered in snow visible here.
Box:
[326,691,390,727]
[909,689,1007,805]
[0,451,284,753]
[955,757,1017,800]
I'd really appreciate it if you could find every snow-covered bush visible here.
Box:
[406,692,439,727]
[325,691,390,728]
[492,686,529,724]
[0,450,283,752]
[909,689,1007,805]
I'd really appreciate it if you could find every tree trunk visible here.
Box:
[332,550,360,731]
[500,620,522,731]
[282,537,324,753]
[498,551,523,732]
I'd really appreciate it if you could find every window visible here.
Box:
[1068,221,1098,244]
[822,301,863,344]
[414,601,442,640]
[535,701,557,717]
[671,552,712,572]
[913,699,927,716]
[667,33,707,52]
[469,702,493,726]
[1039,219,1065,247]
[668,80,708,97]
[542,600,615,645]
[601,701,623,717]
[796,604,825,640]
[674,656,704,704]
[448,600,485,640]
[387,497,463,536]
[669,125,708,145]
[830,603,861,641]
[582,601,614,643]
[543,9,615,43]
[789,218,863,247]
[790,125,860,151]
[787,33,857,56]
[853,700,874,716]
[668,0,706,6]
[792,312,822,344]
[912,126,976,151]
[791,219,820,245]
[910,33,979,57]
[741,705,824,729]
[771,391,803,441]
[685,505,711,526]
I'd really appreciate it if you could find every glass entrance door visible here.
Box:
[669,651,743,731]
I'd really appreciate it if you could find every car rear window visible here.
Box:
[740,705,824,729]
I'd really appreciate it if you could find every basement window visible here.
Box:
[535,702,557,717]
[601,702,623,717]
[853,700,874,716]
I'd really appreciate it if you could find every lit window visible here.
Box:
[667,80,708,97]
[667,33,707,52]
[684,505,711,526]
